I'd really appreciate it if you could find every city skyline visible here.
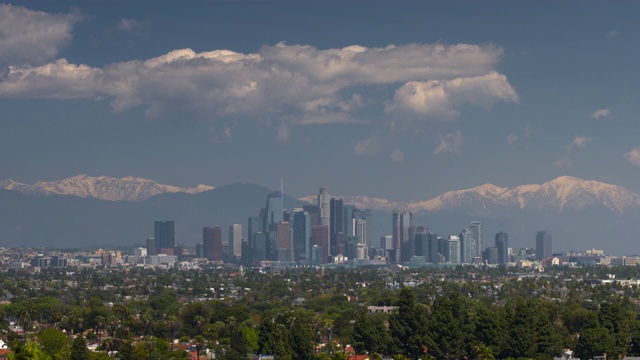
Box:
[2,2,640,202]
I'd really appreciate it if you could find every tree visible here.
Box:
[70,336,90,360]
[38,328,70,360]
[388,288,430,358]
[575,327,616,360]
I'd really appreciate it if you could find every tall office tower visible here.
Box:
[495,231,509,264]
[229,224,243,260]
[470,221,482,257]
[344,204,356,237]
[536,231,552,260]
[195,243,203,258]
[312,225,329,264]
[247,215,263,260]
[353,218,367,246]
[154,221,175,251]
[427,233,440,263]
[392,211,413,262]
[292,210,312,263]
[483,247,498,264]
[264,192,284,230]
[203,226,222,261]
[330,198,345,255]
[303,205,320,227]
[380,235,393,252]
[146,237,156,256]
[264,191,283,261]
[446,236,461,263]
[459,228,475,264]
[317,187,331,244]
[414,233,428,257]
[276,221,292,262]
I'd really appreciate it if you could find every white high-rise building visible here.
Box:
[229,224,243,259]
[447,236,461,264]
[317,186,331,237]
[470,221,482,257]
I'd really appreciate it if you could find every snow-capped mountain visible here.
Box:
[0,174,214,201]
[300,176,640,214]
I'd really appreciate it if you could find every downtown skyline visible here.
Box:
[2,1,640,203]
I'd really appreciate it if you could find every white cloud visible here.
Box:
[624,148,640,167]
[0,42,514,127]
[592,108,611,119]
[607,30,620,38]
[354,135,384,156]
[553,157,574,168]
[568,136,592,150]
[433,131,464,155]
[390,149,404,163]
[0,4,81,66]
[507,133,519,144]
[224,126,233,139]
[387,72,518,120]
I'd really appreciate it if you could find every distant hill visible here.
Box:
[1,175,640,254]
[0,183,304,248]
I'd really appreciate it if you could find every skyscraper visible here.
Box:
[229,224,242,260]
[459,228,474,264]
[146,237,156,256]
[317,187,331,240]
[446,236,461,263]
[264,191,283,261]
[392,211,413,262]
[536,231,552,260]
[330,198,344,255]
[154,221,174,251]
[203,226,222,261]
[312,225,329,264]
[292,210,312,263]
[470,221,482,257]
[495,231,509,265]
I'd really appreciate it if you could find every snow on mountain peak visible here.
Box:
[0,175,215,201]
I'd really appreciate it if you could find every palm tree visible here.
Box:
[167,315,179,351]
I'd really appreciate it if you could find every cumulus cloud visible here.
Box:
[506,133,519,144]
[592,108,611,119]
[553,157,574,168]
[568,136,592,150]
[624,148,640,167]
[0,42,516,128]
[390,149,404,163]
[433,131,464,155]
[0,4,81,66]
[386,71,518,120]
[354,135,384,156]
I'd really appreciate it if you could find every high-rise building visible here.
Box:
[536,231,552,260]
[392,211,413,262]
[264,192,283,231]
[380,235,393,252]
[317,187,331,240]
[229,224,243,260]
[344,204,356,237]
[459,228,474,264]
[427,233,440,263]
[203,226,222,261]
[446,236,461,263]
[483,247,498,264]
[312,225,329,264]
[330,198,345,255]
[414,233,428,258]
[146,237,156,256]
[303,205,319,227]
[276,221,292,262]
[495,231,509,264]
[292,210,312,263]
[470,221,482,257]
[353,218,367,248]
[154,221,175,251]
[247,215,263,262]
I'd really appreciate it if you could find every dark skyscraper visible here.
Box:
[495,231,509,264]
[203,226,222,261]
[536,231,552,260]
[392,211,412,262]
[154,221,174,251]
[146,237,156,256]
[292,210,312,263]
[312,225,329,264]
[330,198,344,255]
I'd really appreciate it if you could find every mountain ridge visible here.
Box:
[0,174,214,201]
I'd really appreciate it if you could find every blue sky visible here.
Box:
[1,1,639,200]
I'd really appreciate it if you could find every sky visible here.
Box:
[1,1,640,201]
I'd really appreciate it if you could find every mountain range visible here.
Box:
[0,175,639,254]
[0,174,214,201]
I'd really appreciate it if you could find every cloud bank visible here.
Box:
[0,4,81,66]
[0,42,517,126]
